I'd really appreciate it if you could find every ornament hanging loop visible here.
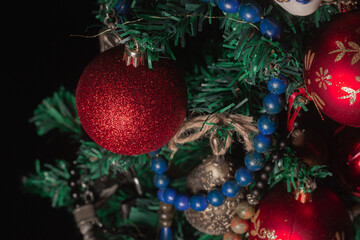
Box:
[123,37,145,67]
[210,131,231,156]
[102,4,118,30]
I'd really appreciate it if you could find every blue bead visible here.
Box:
[207,189,225,207]
[151,157,168,174]
[218,0,240,14]
[263,93,284,115]
[257,114,278,135]
[157,189,166,202]
[154,174,170,189]
[238,0,263,23]
[159,227,174,240]
[260,17,282,40]
[244,152,265,171]
[163,188,177,204]
[253,134,272,153]
[296,0,311,3]
[189,194,208,211]
[114,0,132,14]
[149,147,162,157]
[222,180,241,198]
[267,76,288,95]
[173,194,190,211]
[235,167,254,186]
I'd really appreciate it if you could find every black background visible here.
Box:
[5,0,100,239]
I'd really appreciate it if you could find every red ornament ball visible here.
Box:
[331,126,360,197]
[249,184,353,240]
[304,10,360,127]
[76,46,187,155]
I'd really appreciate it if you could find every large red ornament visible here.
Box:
[304,10,360,127]
[76,45,187,155]
[331,126,360,197]
[249,184,353,240]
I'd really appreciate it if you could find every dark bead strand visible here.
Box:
[68,160,84,208]
[158,202,175,228]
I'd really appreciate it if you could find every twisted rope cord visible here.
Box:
[168,113,259,157]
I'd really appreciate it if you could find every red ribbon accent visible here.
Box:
[287,88,312,132]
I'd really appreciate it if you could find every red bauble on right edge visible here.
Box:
[304,10,360,127]
[249,184,353,240]
[331,126,360,197]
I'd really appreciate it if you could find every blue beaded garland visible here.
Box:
[163,188,177,204]
[154,174,170,189]
[159,227,174,240]
[259,17,282,40]
[189,194,208,211]
[149,147,162,157]
[157,188,166,202]
[238,0,263,23]
[222,180,241,198]
[267,76,288,95]
[218,0,240,14]
[207,189,225,207]
[151,157,168,174]
[253,134,272,153]
[296,0,311,3]
[244,152,265,171]
[173,194,190,211]
[114,0,132,14]
[257,114,278,135]
[263,93,284,115]
[235,167,254,186]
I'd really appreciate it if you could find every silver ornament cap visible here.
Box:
[123,41,145,68]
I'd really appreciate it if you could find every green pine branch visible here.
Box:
[22,159,72,208]
[76,141,150,181]
[29,86,82,139]
[269,147,332,193]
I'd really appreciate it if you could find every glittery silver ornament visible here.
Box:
[184,155,241,235]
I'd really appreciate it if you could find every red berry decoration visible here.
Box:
[249,183,353,240]
[304,10,360,127]
[331,126,360,197]
[76,45,187,155]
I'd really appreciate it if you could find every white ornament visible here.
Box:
[275,0,322,16]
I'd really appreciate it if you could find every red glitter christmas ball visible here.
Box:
[76,45,187,155]
[304,10,360,127]
[249,183,353,240]
[331,126,360,197]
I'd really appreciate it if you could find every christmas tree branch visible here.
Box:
[29,86,82,139]
[77,141,150,181]
[23,159,72,208]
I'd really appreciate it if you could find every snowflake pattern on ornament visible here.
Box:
[250,209,282,240]
[315,67,332,90]
[338,76,360,105]
[329,41,360,65]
